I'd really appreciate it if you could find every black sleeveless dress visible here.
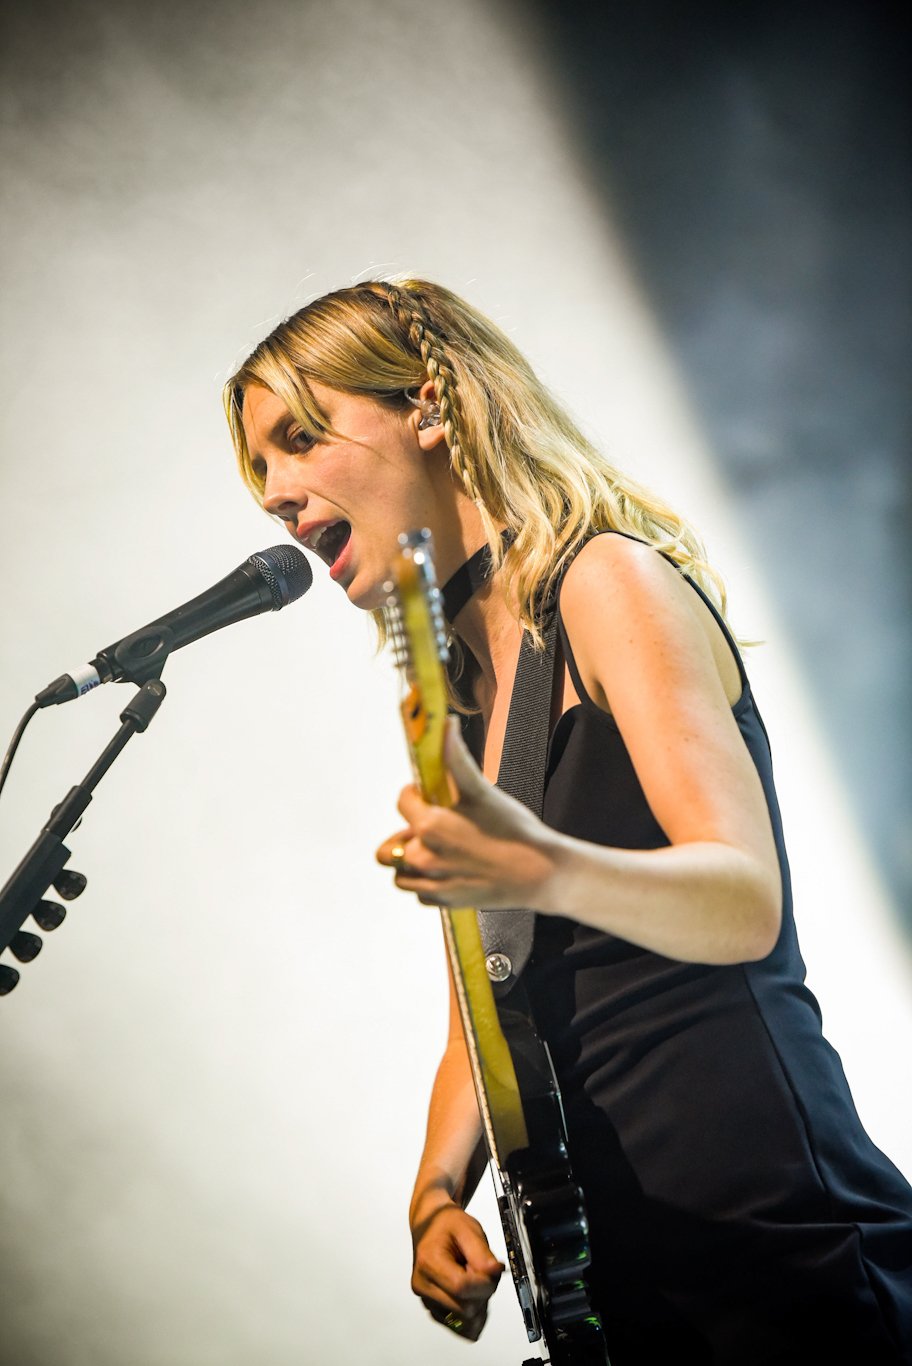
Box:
[520,536,912,1365]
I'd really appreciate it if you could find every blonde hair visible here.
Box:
[225,277,731,645]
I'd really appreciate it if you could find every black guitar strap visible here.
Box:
[477,612,558,993]
[441,539,559,993]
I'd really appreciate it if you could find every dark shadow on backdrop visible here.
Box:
[535,0,911,928]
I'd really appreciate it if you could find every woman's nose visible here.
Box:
[262,459,307,522]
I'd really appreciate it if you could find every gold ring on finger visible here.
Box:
[390,845,407,873]
[443,1311,464,1334]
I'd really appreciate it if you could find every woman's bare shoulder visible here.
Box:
[559,533,743,710]
[560,532,691,625]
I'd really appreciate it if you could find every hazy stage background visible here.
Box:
[0,2,908,1362]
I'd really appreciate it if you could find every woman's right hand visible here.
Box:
[411,1200,504,1341]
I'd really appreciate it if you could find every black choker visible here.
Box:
[440,531,514,623]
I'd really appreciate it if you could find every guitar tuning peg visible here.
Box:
[33,900,67,932]
[10,930,42,963]
[0,964,20,995]
[53,869,87,901]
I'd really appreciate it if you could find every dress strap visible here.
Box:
[555,602,593,708]
[678,572,749,697]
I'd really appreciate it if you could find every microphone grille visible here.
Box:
[248,545,314,609]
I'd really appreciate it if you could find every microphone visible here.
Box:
[36,545,313,707]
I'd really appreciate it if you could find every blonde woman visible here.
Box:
[227,279,912,1365]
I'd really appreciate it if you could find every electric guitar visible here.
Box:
[385,529,609,1366]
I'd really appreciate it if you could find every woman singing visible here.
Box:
[225,278,912,1365]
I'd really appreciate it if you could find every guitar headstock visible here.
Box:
[384,529,451,807]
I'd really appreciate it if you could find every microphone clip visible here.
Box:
[108,623,175,687]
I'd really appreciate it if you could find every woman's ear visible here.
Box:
[413,378,449,452]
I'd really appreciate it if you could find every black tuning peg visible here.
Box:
[33,900,67,932]
[53,869,87,901]
[10,930,42,963]
[0,964,20,995]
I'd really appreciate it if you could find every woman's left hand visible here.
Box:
[376,718,560,909]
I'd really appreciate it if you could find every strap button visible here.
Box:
[485,952,512,983]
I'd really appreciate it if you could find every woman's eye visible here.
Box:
[288,428,313,453]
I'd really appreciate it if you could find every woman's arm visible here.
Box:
[408,965,504,1339]
[379,536,783,965]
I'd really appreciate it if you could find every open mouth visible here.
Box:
[307,520,351,567]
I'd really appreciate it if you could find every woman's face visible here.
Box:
[242,380,458,610]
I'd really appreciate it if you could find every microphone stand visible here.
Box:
[0,679,167,957]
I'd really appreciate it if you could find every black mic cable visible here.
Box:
[0,703,40,803]
[0,544,312,802]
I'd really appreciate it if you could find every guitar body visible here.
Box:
[387,530,609,1366]
[498,1003,607,1365]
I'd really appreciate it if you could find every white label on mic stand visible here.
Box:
[68,663,101,696]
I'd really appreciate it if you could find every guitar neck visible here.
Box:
[440,906,529,1165]
[395,551,528,1167]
